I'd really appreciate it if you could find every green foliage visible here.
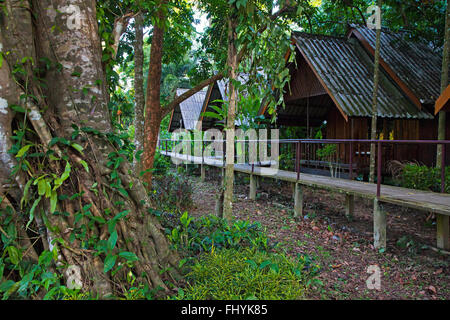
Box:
[316,144,337,161]
[150,172,193,212]
[165,212,268,254]
[397,164,450,193]
[0,122,144,299]
[151,151,172,177]
[172,247,321,300]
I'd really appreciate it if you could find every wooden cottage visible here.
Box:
[259,25,449,170]
[168,88,207,132]
[197,74,253,130]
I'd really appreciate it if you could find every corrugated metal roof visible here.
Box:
[199,73,253,130]
[350,25,443,105]
[293,32,433,120]
[168,89,207,132]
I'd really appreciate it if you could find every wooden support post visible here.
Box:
[345,194,354,220]
[215,191,224,217]
[215,174,224,217]
[436,214,450,250]
[294,183,303,218]
[373,198,386,250]
[256,176,261,189]
[249,174,257,200]
[292,182,296,200]
[200,164,206,182]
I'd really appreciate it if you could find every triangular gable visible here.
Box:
[348,25,443,107]
[435,84,450,114]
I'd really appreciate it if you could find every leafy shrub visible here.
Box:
[398,164,450,193]
[150,172,193,212]
[316,144,337,161]
[151,151,172,177]
[174,248,320,300]
[166,213,268,254]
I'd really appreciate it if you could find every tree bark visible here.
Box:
[133,13,145,176]
[437,0,449,168]
[142,1,166,186]
[1,0,180,298]
[369,0,382,184]
[223,8,239,221]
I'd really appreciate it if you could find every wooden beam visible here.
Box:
[197,82,215,128]
[373,198,386,250]
[435,84,450,115]
[294,183,304,217]
[249,174,257,200]
[436,214,450,250]
[200,164,206,182]
[345,194,355,220]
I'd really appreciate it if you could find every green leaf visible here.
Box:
[28,196,41,228]
[202,111,223,120]
[107,231,118,251]
[38,179,47,196]
[9,104,26,113]
[21,179,33,209]
[259,260,272,270]
[16,144,33,158]
[270,263,280,273]
[70,143,84,155]
[0,280,15,293]
[103,254,117,273]
[50,190,58,213]
[6,246,21,265]
[54,162,71,190]
[79,160,89,173]
[118,251,138,262]
[244,259,258,269]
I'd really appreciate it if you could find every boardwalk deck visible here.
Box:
[161,151,450,250]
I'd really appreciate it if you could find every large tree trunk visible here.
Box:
[369,0,382,184]
[133,13,145,176]
[0,0,179,298]
[142,1,166,186]
[437,0,449,168]
[223,8,239,221]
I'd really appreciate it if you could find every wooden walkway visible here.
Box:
[161,151,450,250]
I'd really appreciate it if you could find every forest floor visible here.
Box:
[183,165,450,300]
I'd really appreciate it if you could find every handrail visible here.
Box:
[158,138,449,196]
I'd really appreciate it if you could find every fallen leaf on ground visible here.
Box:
[427,286,437,294]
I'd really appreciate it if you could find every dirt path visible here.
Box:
[185,166,450,300]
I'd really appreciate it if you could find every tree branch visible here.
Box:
[160,3,294,119]
[161,72,224,118]
[112,12,136,59]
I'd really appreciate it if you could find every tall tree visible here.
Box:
[223,4,239,220]
[437,0,449,168]
[369,0,382,183]
[199,0,296,219]
[0,0,180,298]
[133,12,145,175]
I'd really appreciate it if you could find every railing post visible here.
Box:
[349,142,353,180]
[441,143,446,193]
[377,141,381,198]
[296,142,301,181]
